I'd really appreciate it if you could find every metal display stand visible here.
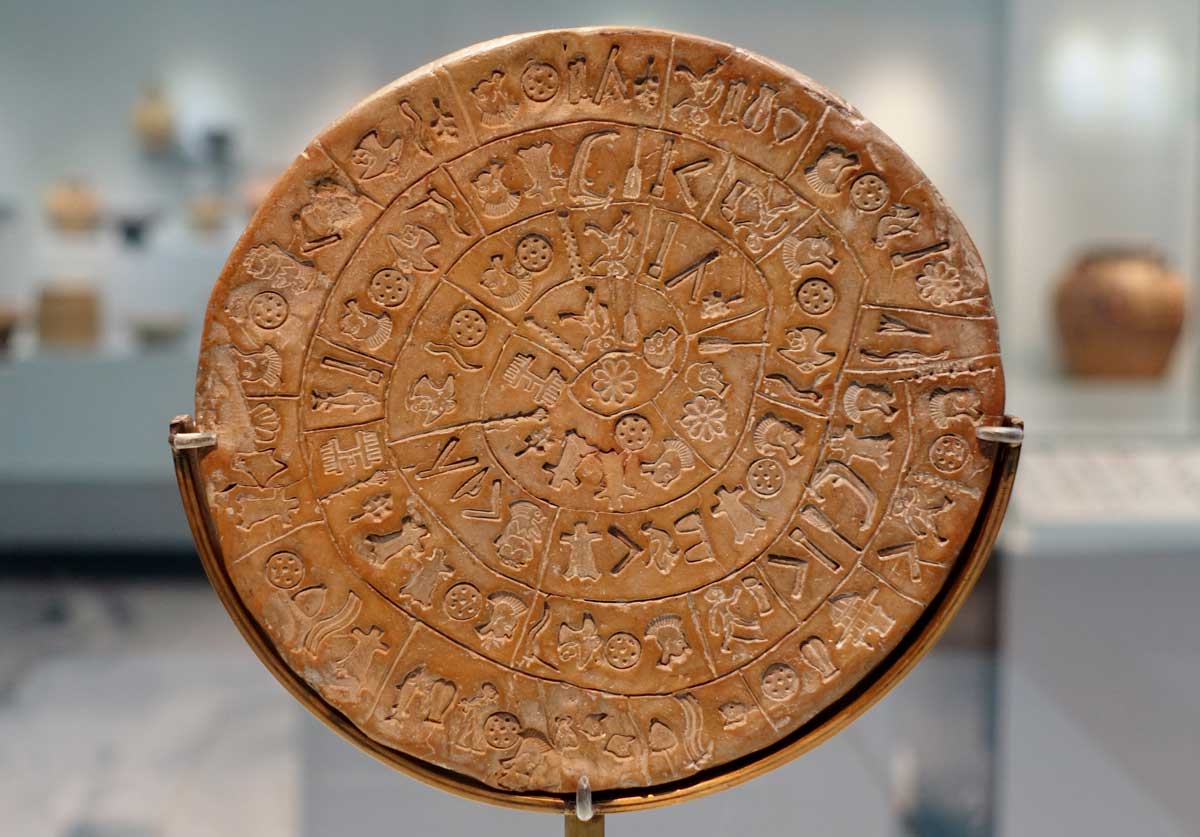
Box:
[170,414,1023,832]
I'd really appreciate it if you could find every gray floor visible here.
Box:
[0,580,998,837]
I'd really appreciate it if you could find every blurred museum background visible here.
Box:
[0,1,1197,836]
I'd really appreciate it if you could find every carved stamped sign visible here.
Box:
[194,27,1005,801]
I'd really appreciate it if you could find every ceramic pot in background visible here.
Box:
[132,84,174,154]
[37,281,100,349]
[0,308,18,356]
[44,179,102,233]
[1055,247,1187,378]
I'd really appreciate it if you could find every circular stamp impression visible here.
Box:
[193,27,1006,806]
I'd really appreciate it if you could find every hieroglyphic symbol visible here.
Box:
[351,132,402,180]
[320,430,384,476]
[929,388,982,427]
[891,241,950,268]
[711,485,766,544]
[671,62,725,127]
[781,234,837,275]
[568,130,620,206]
[543,431,597,491]
[262,582,364,661]
[720,179,799,254]
[476,591,528,649]
[760,663,799,702]
[472,159,520,217]
[292,179,362,254]
[590,355,638,405]
[874,204,920,247]
[778,326,836,374]
[266,551,305,589]
[494,500,547,570]
[719,701,747,729]
[687,361,727,397]
[763,373,822,409]
[517,141,566,200]
[633,56,661,108]
[398,546,453,608]
[455,470,503,521]
[386,665,457,726]
[227,486,300,532]
[929,433,971,473]
[704,576,773,659]
[644,614,691,668]
[640,523,685,574]
[812,461,878,532]
[877,311,931,336]
[830,589,895,650]
[494,731,561,791]
[503,353,566,406]
[233,344,283,389]
[594,450,636,509]
[312,387,380,414]
[443,582,483,621]
[640,438,695,488]
[680,396,727,442]
[753,414,804,464]
[803,146,860,196]
[849,173,890,212]
[470,70,519,126]
[915,260,981,307]
[648,718,678,766]
[349,492,393,523]
[249,291,288,329]
[447,307,488,348]
[792,507,849,572]
[359,499,428,567]
[828,426,894,470]
[798,636,839,684]
[231,449,288,487]
[584,211,638,279]
[339,299,392,350]
[330,625,390,696]
[520,62,560,102]
[604,632,642,669]
[387,223,439,273]
[559,521,602,582]
[843,383,897,432]
[409,186,471,238]
[746,458,784,498]
[407,374,456,426]
[642,327,679,369]
[876,542,941,583]
[795,277,836,316]
[452,683,500,753]
[671,62,806,142]
[676,693,713,768]
[674,511,717,565]
[607,524,647,575]
[248,403,280,446]
[765,554,808,599]
[557,612,603,670]
[320,354,382,385]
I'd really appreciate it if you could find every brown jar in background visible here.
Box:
[1055,247,1187,378]
[37,281,99,349]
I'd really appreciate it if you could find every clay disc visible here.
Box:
[194,27,1005,805]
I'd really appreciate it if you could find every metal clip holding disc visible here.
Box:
[975,419,1024,446]
[566,775,603,835]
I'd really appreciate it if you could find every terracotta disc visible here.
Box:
[194,27,1005,805]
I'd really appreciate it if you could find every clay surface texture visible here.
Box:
[195,27,1005,796]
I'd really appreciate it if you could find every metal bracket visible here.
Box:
[976,417,1024,446]
[566,776,603,835]
[167,408,1023,818]
[169,414,218,452]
